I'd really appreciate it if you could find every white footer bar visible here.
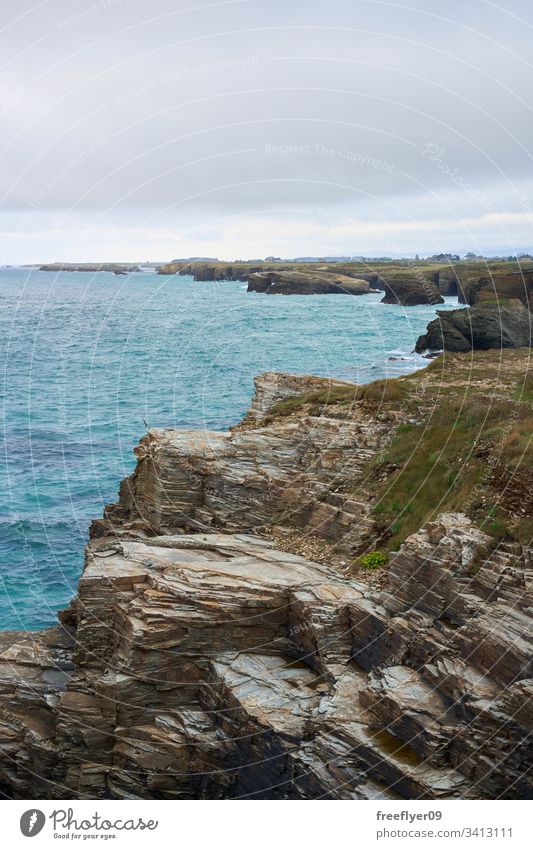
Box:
[4,798,530,848]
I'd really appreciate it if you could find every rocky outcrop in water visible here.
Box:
[0,365,531,800]
[381,277,444,307]
[415,300,531,353]
[154,260,533,309]
[247,271,376,295]
[459,269,533,309]
[436,267,466,298]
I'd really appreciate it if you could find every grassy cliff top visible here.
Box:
[264,349,532,550]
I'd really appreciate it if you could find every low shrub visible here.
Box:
[359,550,389,569]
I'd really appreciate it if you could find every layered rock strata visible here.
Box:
[0,372,531,800]
[1,516,530,799]
[95,372,395,555]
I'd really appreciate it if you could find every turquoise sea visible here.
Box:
[0,268,461,630]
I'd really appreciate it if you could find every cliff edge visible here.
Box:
[0,352,531,799]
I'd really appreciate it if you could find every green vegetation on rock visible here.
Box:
[266,377,408,420]
[358,550,389,569]
[367,351,532,549]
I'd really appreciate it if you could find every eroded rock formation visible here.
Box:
[157,262,262,280]
[247,271,376,295]
[415,300,532,353]
[459,269,533,309]
[381,278,444,307]
[94,372,397,554]
[0,370,531,800]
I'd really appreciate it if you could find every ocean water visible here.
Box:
[0,268,461,630]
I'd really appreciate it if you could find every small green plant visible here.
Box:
[396,423,414,435]
[359,550,389,569]
[487,519,509,539]
[446,469,459,486]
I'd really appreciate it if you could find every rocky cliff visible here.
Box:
[0,355,531,800]
[247,270,376,295]
[415,300,532,353]
[154,259,533,313]
[158,261,266,280]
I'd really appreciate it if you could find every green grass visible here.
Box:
[264,349,532,549]
[266,377,409,420]
[370,391,532,549]
[514,373,533,405]
[267,385,360,418]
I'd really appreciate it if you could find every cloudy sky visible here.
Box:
[1,0,533,262]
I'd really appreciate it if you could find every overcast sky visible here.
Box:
[1,0,533,261]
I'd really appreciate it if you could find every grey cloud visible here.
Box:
[1,0,532,259]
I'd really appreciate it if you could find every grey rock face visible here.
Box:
[0,375,531,800]
[101,373,395,555]
[0,516,530,799]
[380,277,444,306]
[415,300,531,353]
